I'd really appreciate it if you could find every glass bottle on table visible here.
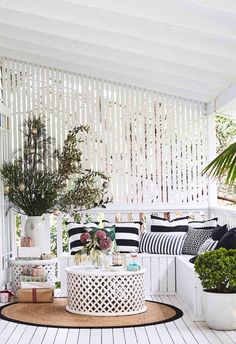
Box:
[128,248,140,271]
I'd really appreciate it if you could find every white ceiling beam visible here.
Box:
[0,0,235,40]
[0,35,222,97]
[0,23,231,91]
[0,6,235,62]
[0,9,235,78]
[207,84,236,116]
[171,0,236,14]
[0,47,211,103]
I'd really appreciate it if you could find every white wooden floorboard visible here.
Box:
[113,328,125,344]
[90,328,102,344]
[226,331,236,343]
[0,319,9,334]
[42,328,58,344]
[0,322,18,343]
[213,330,236,344]
[6,323,27,344]
[123,327,137,344]
[54,328,69,344]
[77,329,90,344]
[135,326,150,344]
[168,295,210,344]
[0,296,236,344]
[101,328,113,344]
[17,325,37,344]
[66,328,80,344]
[30,326,47,344]
[144,325,162,344]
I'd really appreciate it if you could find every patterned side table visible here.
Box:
[66,267,146,316]
[10,258,57,293]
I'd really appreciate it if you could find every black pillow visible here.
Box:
[211,224,228,241]
[216,228,236,249]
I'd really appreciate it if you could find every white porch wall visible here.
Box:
[1,57,209,208]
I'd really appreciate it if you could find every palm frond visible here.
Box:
[202,141,236,187]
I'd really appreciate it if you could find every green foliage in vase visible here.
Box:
[194,248,236,293]
[1,116,110,216]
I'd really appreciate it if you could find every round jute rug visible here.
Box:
[0,299,183,329]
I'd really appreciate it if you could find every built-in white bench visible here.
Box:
[59,252,204,321]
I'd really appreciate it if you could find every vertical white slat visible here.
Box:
[160,93,167,203]
[65,70,70,146]
[51,68,57,170]
[45,66,51,168]
[16,61,23,154]
[150,256,159,295]
[130,85,136,203]
[191,101,197,203]
[152,92,158,204]
[55,69,61,159]
[167,257,176,293]
[94,78,101,172]
[124,84,131,203]
[196,102,202,204]
[136,87,142,204]
[75,72,80,126]
[176,97,182,203]
[61,70,66,155]
[201,103,209,203]
[114,82,121,203]
[171,96,177,204]
[142,256,151,295]
[181,97,187,203]
[35,64,41,115]
[184,99,193,203]
[159,256,168,293]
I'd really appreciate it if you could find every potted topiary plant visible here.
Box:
[194,248,236,330]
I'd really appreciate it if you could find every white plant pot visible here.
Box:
[202,290,236,330]
[24,216,50,254]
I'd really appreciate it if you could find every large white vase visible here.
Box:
[24,216,50,254]
[202,290,236,330]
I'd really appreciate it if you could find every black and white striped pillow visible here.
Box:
[139,232,186,255]
[67,222,98,255]
[188,218,218,229]
[198,238,218,255]
[150,215,189,233]
[115,222,141,252]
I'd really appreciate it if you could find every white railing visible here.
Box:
[210,205,236,228]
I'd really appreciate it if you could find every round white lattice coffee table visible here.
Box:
[66,266,146,316]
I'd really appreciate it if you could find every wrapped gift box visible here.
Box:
[20,237,33,247]
[20,275,47,282]
[17,288,54,303]
[17,247,42,258]
[20,281,52,289]
[0,290,15,303]
[22,266,45,277]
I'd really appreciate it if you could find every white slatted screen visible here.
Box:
[1,57,208,207]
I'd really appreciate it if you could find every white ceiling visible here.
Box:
[0,0,236,105]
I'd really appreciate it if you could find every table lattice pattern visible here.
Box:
[66,268,146,316]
